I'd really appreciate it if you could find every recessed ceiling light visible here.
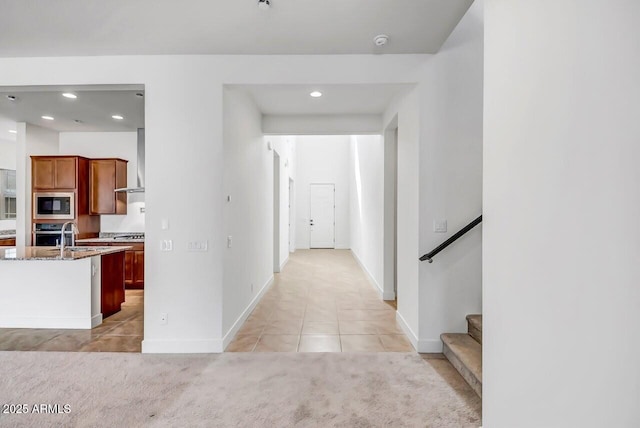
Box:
[41,115,54,120]
[258,0,270,10]
[62,93,77,99]
[6,95,17,101]
[8,130,17,134]
[135,93,144,98]
[112,115,124,120]
[74,119,83,124]
[310,91,322,98]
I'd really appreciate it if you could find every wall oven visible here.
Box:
[33,223,73,247]
[33,192,75,220]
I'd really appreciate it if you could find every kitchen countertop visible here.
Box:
[76,237,144,244]
[0,245,131,261]
[0,230,16,239]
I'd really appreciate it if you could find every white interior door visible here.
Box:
[309,184,335,248]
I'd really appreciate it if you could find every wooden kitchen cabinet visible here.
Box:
[78,241,144,289]
[124,244,145,289]
[89,159,127,215]
[101,251,126,318]
[0,237,15,246]
[32,156,77,190]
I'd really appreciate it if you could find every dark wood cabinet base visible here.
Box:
[101,251,125,318]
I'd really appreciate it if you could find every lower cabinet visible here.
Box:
[78,241,144,290]
[100,251,125,318]
[124,247,144,289]
[0,237,15,246]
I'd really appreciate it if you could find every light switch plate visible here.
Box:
[433,220,447,233]
[160,239,173,251]
[188,240,208,252]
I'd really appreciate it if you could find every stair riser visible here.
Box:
[468,323,482,344]
[443,342,482,398]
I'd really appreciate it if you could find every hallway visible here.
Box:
[227,249,413,352]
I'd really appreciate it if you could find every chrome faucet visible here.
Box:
[60,221,78,258]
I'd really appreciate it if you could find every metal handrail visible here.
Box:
[419,215,482,263]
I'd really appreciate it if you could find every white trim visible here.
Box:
[222,275,275,350]
[91,314,103,328]
[279,255,289,272]
[335,244,350,250]
[383,291,396,300]
[0,316,94,329]
[141,339,223,354]
[417,339,443,353]
[395,311,418,351]
[350,249,383,296]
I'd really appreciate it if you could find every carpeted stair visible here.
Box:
[441,314,482,397]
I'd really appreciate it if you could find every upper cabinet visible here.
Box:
[90,159,128,215]
[32,156,77,190]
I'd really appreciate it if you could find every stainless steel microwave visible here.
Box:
[33,192,75,220]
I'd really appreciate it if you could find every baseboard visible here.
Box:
[279,256,289,271]
[350,249,383,296]
[417,339,444,353]
[91,314,103,328]
[382,291,396,300]
[222,275,275,350]
[395,311,418,351]
[335,244,350,250]
[0,316,93,329]
[141,339,223,354]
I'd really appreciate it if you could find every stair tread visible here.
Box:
[466,314,482,332]
[441,333,482,383]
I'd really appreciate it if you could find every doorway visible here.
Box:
[309,183,335,249]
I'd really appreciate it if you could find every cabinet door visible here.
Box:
[90,159,127,215]
[90,160,116,214]
[32,158,55,189]
[133,250,145,288]
[124,250,134,286]
[54,158,77,189]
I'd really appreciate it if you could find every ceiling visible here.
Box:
[0,85,145,134]
[238,84,413,115]
[0,0,473,57]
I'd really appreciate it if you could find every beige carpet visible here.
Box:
[0,351,481,427]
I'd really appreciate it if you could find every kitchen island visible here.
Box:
[0,245,130,329]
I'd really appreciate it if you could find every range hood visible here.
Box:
[115,128,145,193]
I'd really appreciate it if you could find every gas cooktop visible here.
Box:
[113,234,145,240]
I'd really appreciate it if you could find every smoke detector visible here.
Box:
[258,0,270,10]
[373,34,389,47]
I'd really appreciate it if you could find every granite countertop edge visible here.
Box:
[76,238,145,244]
[0,246,132,261]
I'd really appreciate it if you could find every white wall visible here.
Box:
[268,135,296,266]
[16,123,60,246]
[59,131,145,233]
[484,1,640,426]
[0,138,17,231]
[383,89,421,346]
[416,0,483,351]
[295,135,350,250]
[349,135,384,293]
[0,54,431,353]
[222,87,274,341]
[263,114,381,135]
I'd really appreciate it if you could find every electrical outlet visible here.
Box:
[433,220,447,233]
[140,207,145,214]
[160,240,173,251]
[227,236,233,248]
[160,312,168,325]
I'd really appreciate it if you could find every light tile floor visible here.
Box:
[0,290,143,352]
[226,249,415,353]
